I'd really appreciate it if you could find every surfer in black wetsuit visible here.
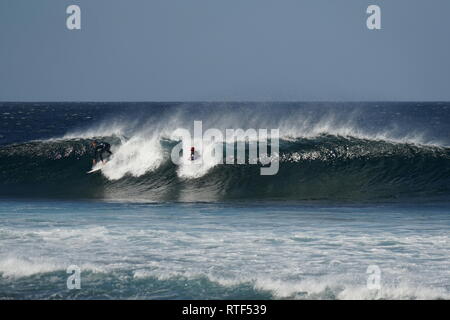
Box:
[91,141,112,165]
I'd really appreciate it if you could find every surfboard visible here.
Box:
[87,164,104,174]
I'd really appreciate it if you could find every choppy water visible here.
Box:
[0,201,449,300]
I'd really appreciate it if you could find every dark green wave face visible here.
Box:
[1,135,449,202]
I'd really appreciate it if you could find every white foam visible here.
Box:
[101,136,164,180]
[129,270,450,300]
[177,140,222,179]
[0,256,108,278]
[1,208,449,300]
[0,256,63,278]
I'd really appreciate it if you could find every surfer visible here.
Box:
[190,147,195,160]
[92,141,112,165]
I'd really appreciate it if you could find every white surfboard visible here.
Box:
[87,163,105,174]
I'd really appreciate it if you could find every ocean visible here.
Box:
[0,102,449,299]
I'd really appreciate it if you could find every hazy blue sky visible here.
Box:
[1,0,449,101]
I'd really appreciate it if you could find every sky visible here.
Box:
[0,0,449,101]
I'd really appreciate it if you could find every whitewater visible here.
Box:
[1,102,449,202]
[0,102,449,299]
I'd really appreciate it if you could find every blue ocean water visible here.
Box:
[0,200,449,299]
[0,102,449,299]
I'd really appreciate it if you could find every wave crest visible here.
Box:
[1,134,449,202]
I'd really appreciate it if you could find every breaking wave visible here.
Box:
[1,131,449,202]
